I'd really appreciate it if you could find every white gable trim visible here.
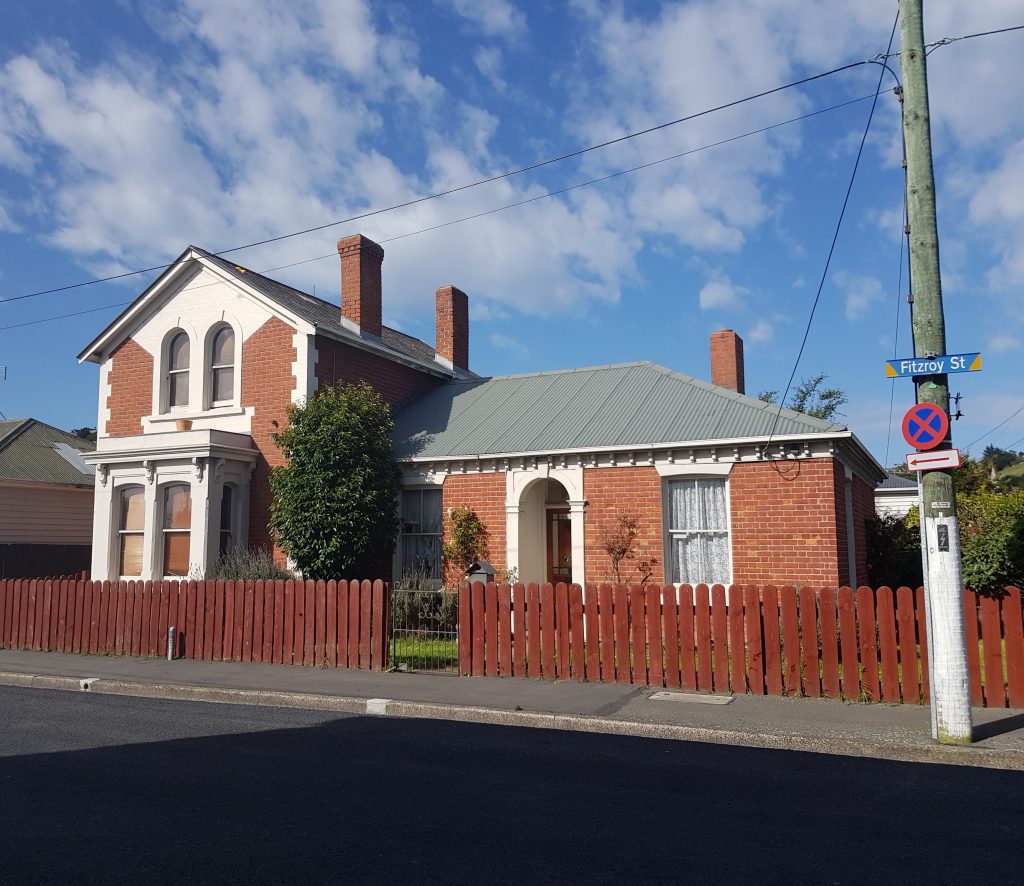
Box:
[78,249,313,364]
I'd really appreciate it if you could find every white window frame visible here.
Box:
[204,322,240,410]
[160,482,193,579]
[218,483,239,558]
[162,329,191,413]
[661,471,733,586]
[116,484,146,579]
[398,487,444,587]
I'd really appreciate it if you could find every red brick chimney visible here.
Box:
[710,329,745,394]
[435,284,469,371]
[337,234,384,338]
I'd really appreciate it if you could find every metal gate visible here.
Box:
[389,587,459,673]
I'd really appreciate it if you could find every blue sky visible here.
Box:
[1,0,1023,468]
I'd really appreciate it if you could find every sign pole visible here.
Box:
[900,0,971,743]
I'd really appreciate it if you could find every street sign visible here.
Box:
[906,449,961,472]
[885,352,981,378]
[901,403,949,451]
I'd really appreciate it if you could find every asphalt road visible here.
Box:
[2,686,1021,885]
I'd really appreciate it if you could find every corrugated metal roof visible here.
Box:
[195,248,461,372]
[880,472,916,489]
[0,419,96,486]
[393,362,847,459]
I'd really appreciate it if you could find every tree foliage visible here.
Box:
[269,381,401,579]
[757,373,847,421]
[441,505,489,587]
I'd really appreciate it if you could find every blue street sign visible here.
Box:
[885,352,981,378]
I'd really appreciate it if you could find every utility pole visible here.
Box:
[899,0,972,743]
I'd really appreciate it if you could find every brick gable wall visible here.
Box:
[314,335,441,410]
[105,338,154,437]
[442,473,506,585]
[583,466,665,585]
[729,459,843,586]
[241,317,297,554]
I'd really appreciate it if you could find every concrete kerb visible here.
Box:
[2,670,1021,771]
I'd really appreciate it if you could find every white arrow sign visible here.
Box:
[906,448,961,472]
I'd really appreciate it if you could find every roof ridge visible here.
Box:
[0,418,33,452]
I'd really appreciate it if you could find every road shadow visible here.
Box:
[1,698,1022,885]
[974,710,1024,741]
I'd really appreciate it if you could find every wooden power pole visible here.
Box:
[899,0,972,743]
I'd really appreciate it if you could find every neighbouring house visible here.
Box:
[874,472,918,518]
[0,419,95,577]
[79,233,885,588]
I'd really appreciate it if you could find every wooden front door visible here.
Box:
[547,509,572,585]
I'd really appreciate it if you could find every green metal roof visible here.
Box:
[392,361,848,459]
[0,419,96,486]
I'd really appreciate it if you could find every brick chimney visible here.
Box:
[710,329,745,394]
[337,234,384,339]
[435,285,469,371]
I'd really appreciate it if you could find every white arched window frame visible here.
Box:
[205,322,239,409]
[160,482,193,578]
[116,485,147,579]
[162,328,192,413]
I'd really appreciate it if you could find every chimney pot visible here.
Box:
[435,284,469,371]
[337,234,384,338]
[710,329,745,394]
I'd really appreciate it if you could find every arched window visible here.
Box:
[209,326,235,405]
[167,331,190,408]
[219,484,236,556]
[118,486,145,578]
[162,483,192,577]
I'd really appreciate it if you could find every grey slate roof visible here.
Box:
[0,419,95,486]
[195,248,445,370]
[392,361,848,460]
[880,472,916,489]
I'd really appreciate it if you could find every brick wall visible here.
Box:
[729,459,842,586]
[314,335,440,410]
[583,466,665,585]
[105,338,154,436]
[241,317,297,555]
[442,473,506,583]
[851,473,876,586]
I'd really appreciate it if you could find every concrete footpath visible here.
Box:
[2,648,1023,770]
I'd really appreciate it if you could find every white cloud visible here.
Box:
[473,46,506,91]
[835,271,884,322]
[698,277,745,311]
[747,319,774,344]
[989,334,1021,354]
[490,332,528,357]
[439,0,527,40]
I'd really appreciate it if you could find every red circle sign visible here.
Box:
[902,403,949,451]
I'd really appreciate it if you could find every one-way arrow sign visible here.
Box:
[906,449,961,472]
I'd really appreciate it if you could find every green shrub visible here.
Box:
[203,547,293,581]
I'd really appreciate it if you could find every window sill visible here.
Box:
[146,406,246,424]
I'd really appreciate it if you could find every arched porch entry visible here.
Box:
[505,466,586,587]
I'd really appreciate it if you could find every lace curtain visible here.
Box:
[668,479,730,585]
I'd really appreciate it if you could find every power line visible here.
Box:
[0,93,877,334]
[766,12,900,449]
[963,403,1024,453]
[1,57,887,307]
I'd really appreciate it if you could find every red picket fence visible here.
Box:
[458,582,1024,708]
[0,578,390,670]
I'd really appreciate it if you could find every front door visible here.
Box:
[547,509,572,585]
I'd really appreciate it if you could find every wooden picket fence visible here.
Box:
[458,582,1024,708]
[0,578,390,670]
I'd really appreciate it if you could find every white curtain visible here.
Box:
[669,479,729,584]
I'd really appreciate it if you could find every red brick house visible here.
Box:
[79,234,884,587]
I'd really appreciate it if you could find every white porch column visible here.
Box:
[190,458,212,577]
[504,503,522,579]
[90,467,113,581]
[142,470,159,580]
[568,499,587,586]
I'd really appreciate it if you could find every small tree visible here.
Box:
[269,381,401,579]
[602,513,658,586]
[441,506,488,587]
[758,373,847,421]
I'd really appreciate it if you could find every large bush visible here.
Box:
[269,381,401,579]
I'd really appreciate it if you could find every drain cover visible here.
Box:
[649,691,734,705]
